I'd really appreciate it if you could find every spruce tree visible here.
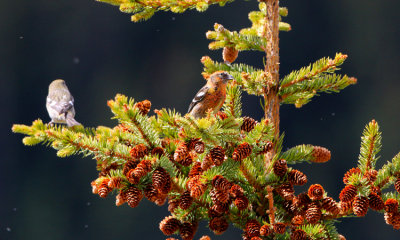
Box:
[12,0,400,239]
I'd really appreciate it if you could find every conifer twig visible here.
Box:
[262,0,280,137]
[266,185,275,225]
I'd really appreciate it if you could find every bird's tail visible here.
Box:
[66,115,81,127]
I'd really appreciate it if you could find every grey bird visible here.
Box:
[46,79,81,127]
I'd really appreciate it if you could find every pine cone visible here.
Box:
[232,142,252,162]
[125,186,143,208]
[364,169,378,183]
[339,185,357,202]
[273,159,288,177]
[339,201,353,214]
[174,142,190,162]
[159,216,181,235]
[222,46,239,64]
[384,198,399,213]
[108,176,123,189]
[259,141,273,154]
[122,160,139,175]
[276,183,295,200]
[305,202,322,224]
[98,180,111,198]
[290,229,308,240]
[168,197,180,213]
[321,197,340,215]
[212,175,231,191]
[210,146,226,166]
[115,190,127,206]
[188,162,203,178]
[151,147,164,157]
[190,182,207,198]
[201,154,214,170]
[230,184,244,198]
[245,219,261,238]
[180,222,196,240]
[241,116,257,132]
[210,189,230,204]
[154,193,168,206]
[391,212,400,229]
[291,215,304,227]
[187,138,201,151]
[144,184,160,202]
[199,236,211,240]
[395,177,400,194]
[209,217,229,235]
[352,196,369,216]
[135,99,151,115]
[282,200,297,215]
[152,167,172,194]
[288,169,307,186]
[368,192,384,211]
[129,159,152,182]
[260,224,273,237]
[179,191,193,210]
[307,184,324,201]
[311,146,331,163]
[234,195,249,210]
[187,138,205,154]
[293,192,311,208]
[130,144,149,159]
[208,207,223,219]
[273,222,286,234]
[210,202,229,214]
[343,167,361,184]
[216,111,228,120]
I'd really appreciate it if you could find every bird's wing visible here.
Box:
[188,86,209,113]
[47,93,74,115]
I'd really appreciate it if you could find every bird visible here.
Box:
[188,71,234,119]
[46,79,81,127]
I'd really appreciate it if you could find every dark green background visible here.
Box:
[2,0,400,239]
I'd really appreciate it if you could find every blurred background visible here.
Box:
[2,0,400,239]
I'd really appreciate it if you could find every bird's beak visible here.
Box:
[226,74,234,81]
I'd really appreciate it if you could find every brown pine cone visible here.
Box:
[352,196,369,216]
[234,195,249,210]
[311,146,331,163]
[125,186,143,208]
[342,167,361,184]
[305,202,322,224]
[159,216,181,235]
[273,222,286,234]
[135,99,151,115]
[245,219,261,238]
[307,184,324,201]
[273,159,288,177]
[368,192,384,211]
[288,169,307,186]
[210,146,226,166]
[130,144,148,159]
[222,46,239,64]
[188,162,203,178]
[339,185,357,202]
[209,217,229,235]
[241,116,257,132]
[395,177,400,194]
[152,167,172,194]
[179,190,194,210]
[232,142,252,162]
[260,224,273,237]
[384,198,399,213]
[321,197,340,215]
[290,229,308,240]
